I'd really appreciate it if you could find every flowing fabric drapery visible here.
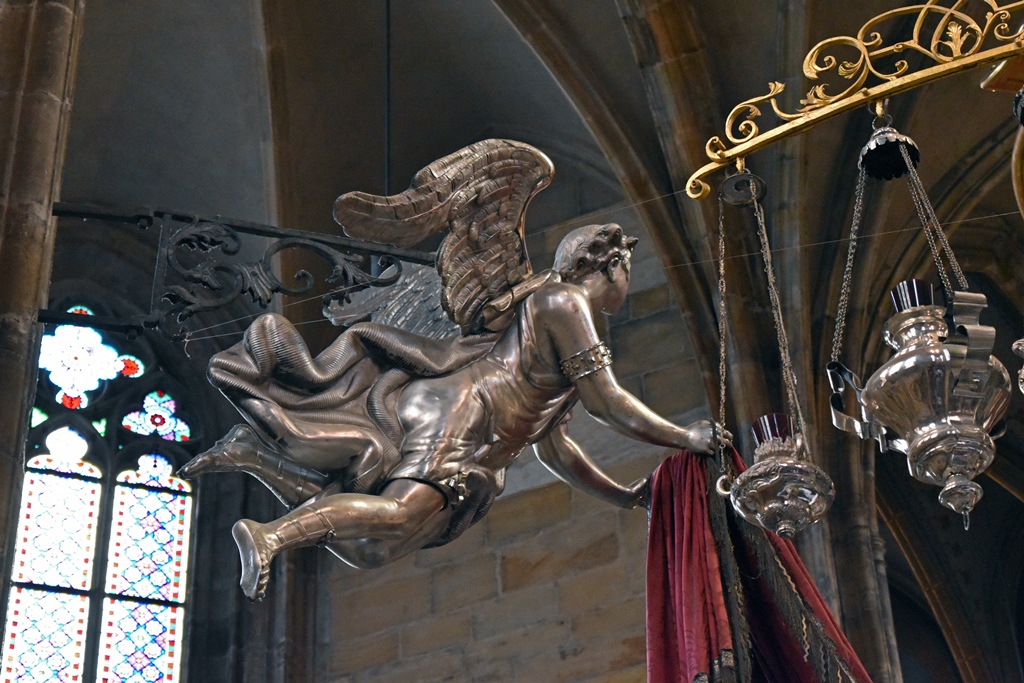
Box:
[646,450,874,683]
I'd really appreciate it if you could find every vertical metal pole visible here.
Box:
[371,0,392,278]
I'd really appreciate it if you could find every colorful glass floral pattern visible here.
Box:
[121,392,190,442]
[2,587,89,683]
[38,316,145,410]
[96,600,182,683]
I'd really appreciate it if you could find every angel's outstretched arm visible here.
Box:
[534,419,646,509]
[537,285,730,454]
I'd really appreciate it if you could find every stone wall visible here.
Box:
[315,452,663,683]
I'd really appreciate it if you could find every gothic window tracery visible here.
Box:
[2,304,201,683]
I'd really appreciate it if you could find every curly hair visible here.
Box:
[553,223,639,283]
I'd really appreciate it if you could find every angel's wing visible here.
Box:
[322,263,459,340]
[334,139,553,335]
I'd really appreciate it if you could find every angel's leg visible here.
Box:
[232,480,448,601]
[178,424,329,508]
[239,397,389,472]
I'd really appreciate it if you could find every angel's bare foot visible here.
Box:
[178,424,262,479]
[232,519,273,602]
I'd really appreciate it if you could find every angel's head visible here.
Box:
[553,224,639,315]
[553,223,638,285]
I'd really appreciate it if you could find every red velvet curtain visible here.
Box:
[646,450,874,683]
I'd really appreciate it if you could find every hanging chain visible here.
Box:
[750,182,809,441]
[717,194,728,462]
[830,167,867,363]
[900,144,969,295]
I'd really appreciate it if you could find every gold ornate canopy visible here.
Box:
[686,0,1024,199]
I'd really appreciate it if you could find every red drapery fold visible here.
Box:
[646,450,874,683]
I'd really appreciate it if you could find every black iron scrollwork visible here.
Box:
[48,204,432,340]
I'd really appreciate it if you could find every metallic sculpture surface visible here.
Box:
[718,414,835,538]
[180,140,730,601]
[1014,338,1024,395]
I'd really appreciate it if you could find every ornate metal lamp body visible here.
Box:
[724,414,835,538]
[836,281,1010,524]
[1013,339,1024,395]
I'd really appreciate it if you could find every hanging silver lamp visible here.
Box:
[828,111,1011,529]
[862,281,1010,525]
[719,414,835,538]
[714,170,834,538]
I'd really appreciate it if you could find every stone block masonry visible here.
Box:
[318,451,665,683]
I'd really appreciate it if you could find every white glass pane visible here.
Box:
[105,486,192,602]
[95,599,184,683]
[13,471,101,590]
[2,586,90,682]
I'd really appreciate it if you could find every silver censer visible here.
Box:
[718,414,835,538]
[831,280,1010,527]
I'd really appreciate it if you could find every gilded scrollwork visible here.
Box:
[686,0,1024,199]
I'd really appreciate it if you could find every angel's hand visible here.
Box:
[685,419,733,454]
[627,476,651,510]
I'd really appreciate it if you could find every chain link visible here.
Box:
[831,167,867,363]
[750,182,809,442]
[717,194,728,461]
[900,144,968,296]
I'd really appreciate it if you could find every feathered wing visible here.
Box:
[334,139,554,335]
[323,263,459,340]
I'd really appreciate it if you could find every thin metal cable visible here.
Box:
[659,210,1019,271]
[181,279,375,335]
[830,167,866,363]
[751,182,808,443]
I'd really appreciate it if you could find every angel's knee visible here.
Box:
[326,538,396,569]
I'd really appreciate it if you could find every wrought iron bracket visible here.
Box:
[44,203,436,340]
[687,1,1024,198]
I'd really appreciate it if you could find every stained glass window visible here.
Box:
[29,409,47,429]
[106,456,192,602]
[122,392,190,442]
[2,588,89,682]
[96,600,183,683]
[37,309,145,410]
[4,305,198,683]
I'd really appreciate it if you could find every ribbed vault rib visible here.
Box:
[492,0,723,402]
[610,0,774,453]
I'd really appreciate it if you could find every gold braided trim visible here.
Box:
[560,342,612,382]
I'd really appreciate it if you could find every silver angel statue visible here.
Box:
[180,139,730,601]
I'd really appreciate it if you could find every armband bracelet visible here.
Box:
[560,342,612,382]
